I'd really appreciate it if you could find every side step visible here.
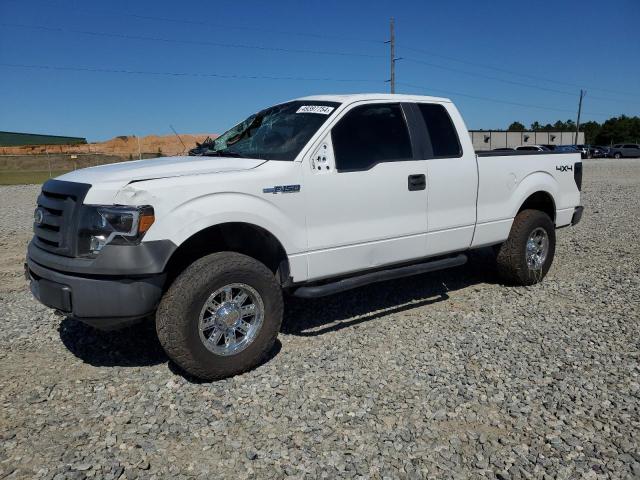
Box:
[292,253,468,298]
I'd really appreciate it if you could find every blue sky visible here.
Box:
[1,0,638,141]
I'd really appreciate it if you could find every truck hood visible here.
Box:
[56,156,267,184]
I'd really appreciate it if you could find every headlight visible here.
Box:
[78,205,155,256]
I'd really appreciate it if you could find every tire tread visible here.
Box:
[495,209,555,286]
[156,252,283,380]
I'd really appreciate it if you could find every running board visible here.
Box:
[292,253,468,298]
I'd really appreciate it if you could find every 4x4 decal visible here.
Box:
[556,165,573,172]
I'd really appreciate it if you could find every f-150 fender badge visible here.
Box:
[556,165,573,172]
[263,185,301,194]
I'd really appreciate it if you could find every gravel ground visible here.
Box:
[1,159,639,479]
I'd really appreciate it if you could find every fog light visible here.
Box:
[90,234,107,252]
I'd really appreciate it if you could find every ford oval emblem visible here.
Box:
[34,208,44,225]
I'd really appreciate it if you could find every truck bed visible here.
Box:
[471,150,582,248]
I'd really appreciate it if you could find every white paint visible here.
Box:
[54,93,582,283]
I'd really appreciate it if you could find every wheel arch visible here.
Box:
[517,190,556,222]
[511,171,559,223]
[163,221,291,287]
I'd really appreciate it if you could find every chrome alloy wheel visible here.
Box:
[198,283,264,356]
[526,227,549,270]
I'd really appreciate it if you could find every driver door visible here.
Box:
[302,102,429,280]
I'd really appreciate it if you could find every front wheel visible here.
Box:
[156,252,283,380]
[614,153,622,159]
[495,209,556,286]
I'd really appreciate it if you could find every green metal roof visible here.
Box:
[0,131,87,146]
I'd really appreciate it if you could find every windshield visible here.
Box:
[198,101,340,161]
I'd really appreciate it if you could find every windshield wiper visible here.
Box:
[203,149,245,158]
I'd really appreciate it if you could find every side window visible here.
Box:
[416,103,462,158]
[331,103,413,171]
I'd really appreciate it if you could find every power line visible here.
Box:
[1,61,618,119]
[0,62,383,84]
[0,22,386,59]
[396,81,617,118]
[1,0,385,45]
[1,0,634,104]
[397,43,638,100]
[403,57,579,97]
[404,56,638,105]
[79,8,385,45]
[2,20,634,106]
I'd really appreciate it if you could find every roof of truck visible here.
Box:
[295,93,452,104]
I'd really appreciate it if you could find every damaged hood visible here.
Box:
[56,155,267,184]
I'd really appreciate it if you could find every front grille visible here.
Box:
[33,180,91,257]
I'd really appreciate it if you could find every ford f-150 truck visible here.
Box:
[26,94,584,380]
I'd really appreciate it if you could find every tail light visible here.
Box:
[574,162,583,191]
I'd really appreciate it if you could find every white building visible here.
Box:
[470,130,585,151]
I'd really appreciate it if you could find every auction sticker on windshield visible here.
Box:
[296,105,335,115]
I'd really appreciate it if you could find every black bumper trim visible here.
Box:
[571,206,584,226]
[27,239,177,276]
[27,257,165,329]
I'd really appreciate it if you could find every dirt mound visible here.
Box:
[0,133,218,157]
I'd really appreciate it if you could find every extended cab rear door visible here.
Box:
[409,102,478,255]
[301,102,429,280]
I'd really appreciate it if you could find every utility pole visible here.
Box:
[385,18,401,93]
[136,135,142,160]
[575,89,585,145]
[389,18,395,93]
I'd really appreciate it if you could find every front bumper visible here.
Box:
[26,242,172,330]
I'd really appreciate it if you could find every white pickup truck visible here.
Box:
[27,94,583,380]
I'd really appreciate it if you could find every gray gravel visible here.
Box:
[1,159,639,479]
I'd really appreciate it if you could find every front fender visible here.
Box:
[141,192,304,255]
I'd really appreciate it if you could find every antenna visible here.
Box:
[170,124,187,154]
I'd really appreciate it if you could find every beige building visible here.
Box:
[470,131,585,151]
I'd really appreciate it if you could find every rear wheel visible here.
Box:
[495,209,556,286]
[156,252,283,380]
[614,152,622,159]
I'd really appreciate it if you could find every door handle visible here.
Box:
[408,174,426,191]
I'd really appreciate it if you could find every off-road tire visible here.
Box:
[156,252,283,381]
[495,209,556,286]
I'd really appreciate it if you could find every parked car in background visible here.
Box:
[595,146,610,158]
[540,144,558,151]
[555,145,579,153]
[574,145,591,159]
[609,144,640,159]
[588,146,607,158]
[515,145,551,152]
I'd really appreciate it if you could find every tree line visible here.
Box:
[506,115,640,145]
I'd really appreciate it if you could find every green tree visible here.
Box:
[508,121,525,132]
[580,121,601,144]
[553,120,567,131]
[595,115,640,145]
[530,121,541,131]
